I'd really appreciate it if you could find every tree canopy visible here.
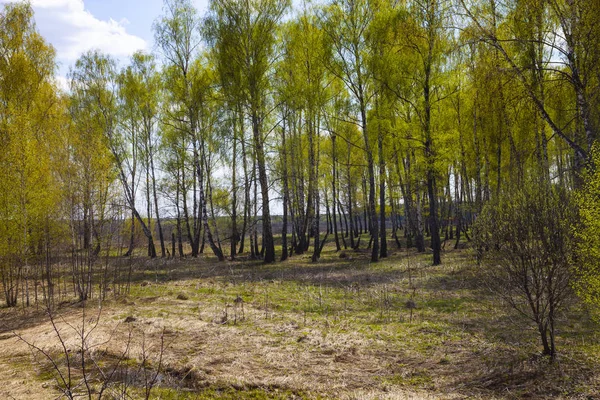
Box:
[1,0,600,323]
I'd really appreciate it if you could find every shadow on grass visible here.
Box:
[126,247,420,291]
[0,300,85,335]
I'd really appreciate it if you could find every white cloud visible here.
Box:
[31,0,80,9]
[53,75,69,92]
[2,0,147,63]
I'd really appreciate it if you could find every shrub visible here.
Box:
[473,178,575,359]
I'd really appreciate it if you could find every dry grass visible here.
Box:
[1,243,599,399]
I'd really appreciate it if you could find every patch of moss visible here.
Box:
[380,370,434,389]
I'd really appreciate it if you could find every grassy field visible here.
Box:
[1,244,599,399]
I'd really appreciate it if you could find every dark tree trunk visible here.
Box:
[150,147,165,257]
[239,133,250,255]
[191,139,200,257]
[112,149,156,258]
[415,188,425,253]
[423,46,440,265]
[123,210,135,257]
[146,165,153,257]
[281,115,290,262]
[454,166,462,250]
[361,100,379,263]
[251,153,259,259]
[196,149,224,261]
[310,116,321,262]
[378,125,387,258]
[331,135,340,251]
[337,200,348,249]
[175,166,184,258]
[427,171,441,265]
[171,231,176,259]
[181,164,193,257]
[230,118,238,260]
[251,109,275,263]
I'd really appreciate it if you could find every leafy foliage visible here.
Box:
[574,148,600,319]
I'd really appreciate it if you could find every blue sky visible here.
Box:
[0,0,209,86]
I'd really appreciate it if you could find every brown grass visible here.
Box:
[0,244,599,399]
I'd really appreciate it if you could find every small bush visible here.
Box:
[474,177,575,359]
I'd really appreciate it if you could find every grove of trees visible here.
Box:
[1,0,600,358]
